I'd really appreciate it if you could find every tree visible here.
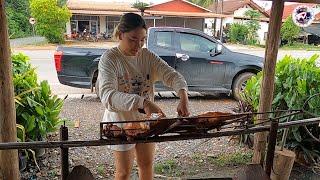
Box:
[5,0,32,38]
[228,23,249,44]
[280,16,301,45]
[132,1,149,16]
[57,0,67,6]
[188,0,213,8]
[244,9,261,45]
[29,0,71,43]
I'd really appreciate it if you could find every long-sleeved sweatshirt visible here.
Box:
[98,46,187,124]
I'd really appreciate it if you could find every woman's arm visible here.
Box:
[149,51,188,93]
[149,51,190,116]
[177,89,190,117]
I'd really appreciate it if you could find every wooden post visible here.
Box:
[265,120,279,176]
[252,0,285,165]
[271,147,296,180]
[60,125,69,180]
[0,0,20,179]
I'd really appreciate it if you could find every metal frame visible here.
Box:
[0,116,318,180]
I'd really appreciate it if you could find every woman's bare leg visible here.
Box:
[113,148,135,180]
[135,143,155,180]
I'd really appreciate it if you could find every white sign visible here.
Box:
[29,18,36,25]
[292,6,315,27]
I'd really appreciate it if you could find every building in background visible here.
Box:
[267,3,320,45]
[65,0,226,38]
[206,0,270,45]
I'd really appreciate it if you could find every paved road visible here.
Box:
[13,46,320,95]
[227,45,320,60]
[13,49,91,95]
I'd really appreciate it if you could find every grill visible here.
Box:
[99,109,303,143]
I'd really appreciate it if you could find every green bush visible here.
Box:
[5,0,32,38]
[241,55,320,164]
[30,0,71,43]
[12,53,64,140]
[280,16,301,45]
[244,10,261,45]
[228,23,249,44]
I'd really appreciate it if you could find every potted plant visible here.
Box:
[12,53,64,157]
[16,81,63,157]
[16,124,40,172]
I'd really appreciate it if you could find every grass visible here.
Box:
[280,43,320,51]
[191,153,205,165]
[97,164,105,176]
[228,42,320,51]
[61,118,74,127]
[154,159,182,176]
[208,151,253,167]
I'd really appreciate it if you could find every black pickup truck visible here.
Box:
[54,27,263,100]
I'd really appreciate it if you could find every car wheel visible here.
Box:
[95,80,100,98]
[232,72,255,101]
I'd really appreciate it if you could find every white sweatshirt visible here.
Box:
[98,47,187,124]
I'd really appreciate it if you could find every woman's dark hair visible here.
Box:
[113,13,147,40]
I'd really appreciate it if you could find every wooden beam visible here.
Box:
[0,117,319,150]
[0,0,19,179]
[252,0,285,165]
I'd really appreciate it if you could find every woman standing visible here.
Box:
[98,13,190,180]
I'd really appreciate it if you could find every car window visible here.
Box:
[155,31,173,48]
[179,33,216,53]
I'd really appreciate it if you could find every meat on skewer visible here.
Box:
[103,112,233,139]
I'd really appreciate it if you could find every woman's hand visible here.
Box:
[143,99,165,117]
[177,89,190,117]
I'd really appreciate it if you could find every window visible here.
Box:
[179,33,216,53]
[106,16,120,35]
[90,21,97,34]
[155,31,173,48]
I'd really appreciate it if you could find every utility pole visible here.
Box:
[219,0,224,42]
[213,0,218,37]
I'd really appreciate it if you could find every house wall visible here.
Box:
[99,16,106,33]
[148,0,207,13]
[146,17,203,31]
[67,15,204,37]
[204,6,269,44]
[184,18,204,30]
[257,21,269,45]
[204,17,233,37]
[233,19,269,45]
[66,21,71,37]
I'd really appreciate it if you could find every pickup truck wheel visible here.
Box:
[95,80,99,98]
[232,72,255,101]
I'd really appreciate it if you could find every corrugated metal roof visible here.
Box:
[67,0,222,18]
[67,0,137,12]
[70,9,131,16]
[148,0,212,13]
[303,23,320,36]
[146,10,231,18]
[267,3,319,20]
[207,0,269,17]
